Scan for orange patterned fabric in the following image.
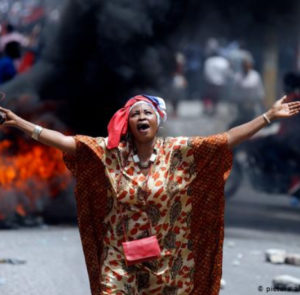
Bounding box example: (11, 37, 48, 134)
(63, 133, 232, 295)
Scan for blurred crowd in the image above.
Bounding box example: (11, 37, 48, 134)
(0, 0, 61, 86)
(170, 38, 265, 118)
(0, 23, 42, 84)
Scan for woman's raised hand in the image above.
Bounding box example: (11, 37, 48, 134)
(227, 95, 300, 148)
(0, 106, 20, 127)
(269, 95, 300, 120)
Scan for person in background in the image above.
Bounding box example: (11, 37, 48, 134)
(0, 24, 28, 53)
(0, 41, 21, 84)
(232, 51, 265, 120)
(202, 38, 232, 114)
(183, 42, 203, 100)
(18, 24, 42, 73)
(169, 52, 188, 117)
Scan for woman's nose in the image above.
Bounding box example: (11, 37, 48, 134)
(138, 113, 146, 120)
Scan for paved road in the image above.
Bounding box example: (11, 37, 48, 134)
(222, 180, 300, 295)
(0, 227, 90, 295)
(0, 101, 299, 295)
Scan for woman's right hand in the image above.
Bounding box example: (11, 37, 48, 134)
(0, 106, 20, 127)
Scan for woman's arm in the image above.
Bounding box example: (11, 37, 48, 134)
(227, 96, 300, 149)
(0, 106, 76, 154)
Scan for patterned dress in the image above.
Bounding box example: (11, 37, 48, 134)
(63, 133, 232, 295)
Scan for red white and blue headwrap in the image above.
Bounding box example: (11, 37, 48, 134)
(107, 94, 167, 149)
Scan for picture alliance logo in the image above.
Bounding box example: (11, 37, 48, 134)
(258, 285, 300, 292)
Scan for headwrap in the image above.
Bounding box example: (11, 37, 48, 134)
(129, 101, 162, 125)
(107, 94, 167, 150)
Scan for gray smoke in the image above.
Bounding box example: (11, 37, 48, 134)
(0, 0, 298, 135)
(1, 0, 186, 135)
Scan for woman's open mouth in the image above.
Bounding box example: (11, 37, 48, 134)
(137, 123, 150, 133)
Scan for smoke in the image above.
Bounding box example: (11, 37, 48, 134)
(0, 0, 298, 135)
(2, 0, 188, 135)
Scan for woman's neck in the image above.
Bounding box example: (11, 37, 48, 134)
(133, 137, 156, 161)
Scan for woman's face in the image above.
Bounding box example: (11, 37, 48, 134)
(128, 103, 158, 143)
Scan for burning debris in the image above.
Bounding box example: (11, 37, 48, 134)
(0, 137, 72, 227)
(0, 93, 77, 227)
(0, 212, 44, 229)
(0, 139, 70, 195)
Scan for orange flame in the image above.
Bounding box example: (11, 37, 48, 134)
(16, 204, 26, 217)
(0, 138, 72, 216)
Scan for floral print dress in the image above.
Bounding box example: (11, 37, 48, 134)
(63, 133, 232, 295)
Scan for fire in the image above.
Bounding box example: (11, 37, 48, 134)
(16, 204, 26, 217)
(0, 138, 72, 218)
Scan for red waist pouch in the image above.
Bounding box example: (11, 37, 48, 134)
(122, 235, 161, 266)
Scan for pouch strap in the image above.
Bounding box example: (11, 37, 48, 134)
(116, 155, 155, 242)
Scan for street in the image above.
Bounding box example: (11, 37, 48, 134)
(222, 180, 300, 295)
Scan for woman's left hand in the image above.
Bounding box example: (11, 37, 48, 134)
(268, 95, 300, 120)
(228, 95, 300, 149)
